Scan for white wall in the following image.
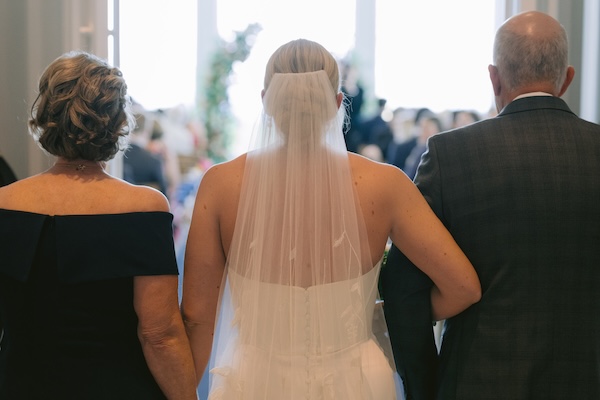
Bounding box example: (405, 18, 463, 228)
(580, 0, 600, 123)
(0, 0, 108, 179)
(0, 0, 30, 179)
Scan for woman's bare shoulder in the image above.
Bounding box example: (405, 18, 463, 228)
(348, 152, 407, 184)
(116, 180, 170, 212)
(190, 154, 247, 225)
(200, 153, 247, 188)
(0, 173, 170, 214)
(347, 152, 418, 214)
(0, 174, 51, 208)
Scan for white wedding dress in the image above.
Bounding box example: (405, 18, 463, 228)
(207, 69, 400, 399)
(208, 261, 397, 399)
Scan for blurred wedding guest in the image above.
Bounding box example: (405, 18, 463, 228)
(157, 105, 199, 158)
(147, 115, 182, 201)
(0, 51, 197, 399)
(359, 98, 394, 159)
(382, 11, 600, 400)
(359, 143, 385, 162)
(182, 38, 480, 399)
(451, 109, 480, 129)
(402, 114, 443, 180)
(388, 107, 433, 171)
(340, 59, 365, 153)
(384, 108, 412, 163)
(389, 108, 414, 143)
(123, 110, 168, 195)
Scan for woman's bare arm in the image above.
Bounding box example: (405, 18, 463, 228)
(134, 274, 198, 399)
(181, 164, 229, 383)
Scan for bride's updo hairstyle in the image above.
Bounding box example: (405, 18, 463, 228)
(263, 39, 340, 91)
(262, 39, 342, 137)
(29, 51, 134, 162)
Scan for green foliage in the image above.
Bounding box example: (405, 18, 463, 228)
(201, 23, 261, 162)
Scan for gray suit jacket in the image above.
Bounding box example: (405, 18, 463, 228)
(383, 96, 600, 400)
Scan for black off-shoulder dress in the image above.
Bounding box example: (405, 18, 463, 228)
(0, 209, 179, 399)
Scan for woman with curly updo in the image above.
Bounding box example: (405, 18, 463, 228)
(0, 51, 197, 399)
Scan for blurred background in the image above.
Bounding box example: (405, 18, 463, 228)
(2, 0, 598, 181)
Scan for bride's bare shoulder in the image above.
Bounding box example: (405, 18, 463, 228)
(200, 153, 247, 190)
(348, 152, 406, 183)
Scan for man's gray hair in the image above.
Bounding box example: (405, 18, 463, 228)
(493, 23, 568, 92)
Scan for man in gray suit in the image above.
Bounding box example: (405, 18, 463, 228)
(381, 11, 600, 400)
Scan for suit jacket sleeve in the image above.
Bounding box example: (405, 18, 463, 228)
(414, 138, 443, 216)
(381, 140, 443, 400)
(382, 245, 438, 400)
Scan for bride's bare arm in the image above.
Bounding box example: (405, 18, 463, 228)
(384, 166, 481, 320)
(181, 164, 229, 383)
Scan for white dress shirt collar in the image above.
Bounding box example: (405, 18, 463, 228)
(513, 92, 553, 101)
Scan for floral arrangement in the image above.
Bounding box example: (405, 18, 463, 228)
(200, 23, 262, 162)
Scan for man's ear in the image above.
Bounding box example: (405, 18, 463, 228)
(261, 89, 265, 99)
(558, 66, 575, 97)
(488, 64, 501, 96)
(336, 92, 343, 109)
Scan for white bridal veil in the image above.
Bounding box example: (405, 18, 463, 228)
(208, 64, 397, 399)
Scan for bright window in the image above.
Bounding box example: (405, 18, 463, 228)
(118, 0, 198, 110)
(217, 0, 357, 155)
(375, 0, 496, 113)
(116, 0, 497, 155)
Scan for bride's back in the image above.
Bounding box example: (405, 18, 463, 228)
(206, 150, 411, 269)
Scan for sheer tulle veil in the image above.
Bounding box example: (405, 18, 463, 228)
(208, 39, 398, 399)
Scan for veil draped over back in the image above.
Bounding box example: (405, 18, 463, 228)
(208, 70, 397, 399)
(232, 70, 372, 283)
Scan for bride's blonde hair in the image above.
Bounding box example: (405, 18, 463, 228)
(262, 39, 341, 138)
(263, 39, 340, 92)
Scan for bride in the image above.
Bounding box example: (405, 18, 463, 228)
(182, 39, 481, 399)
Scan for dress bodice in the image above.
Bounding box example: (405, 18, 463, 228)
(227, 262, 381, 355)
(210, 261, 398, 400)
(0, 209, 178, 399)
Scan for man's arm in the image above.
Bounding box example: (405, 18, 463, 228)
(381, 137, 449, 400)
(381, 245, 438, 400)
